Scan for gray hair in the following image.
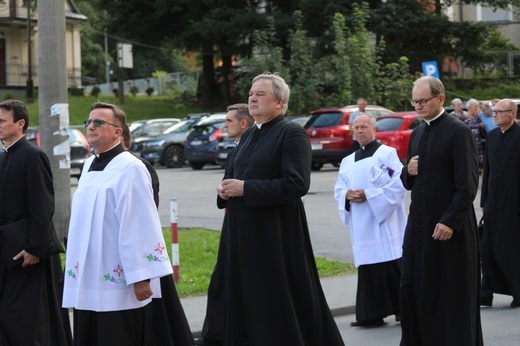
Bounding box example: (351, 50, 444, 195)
(451, 98, 462, 106)
(481, 103, 491, 112)
(252, 72, 291, 114)
(466, 99, 479, 109)
(413, 76, 445, 97)
(353, 113, 376, 127)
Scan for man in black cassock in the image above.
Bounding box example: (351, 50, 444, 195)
(215, 73, 344, 346)
(0, 99, 72, 345)
(122, 125, 194, 346)
(480, 98, 520, 308)
(400, 77, 483, 345)
(195, 103, 254, 346)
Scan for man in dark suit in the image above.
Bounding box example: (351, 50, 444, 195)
(195, 103, 253, 346)
(400, 76, 483, 345)
(0, 99, 71, 345)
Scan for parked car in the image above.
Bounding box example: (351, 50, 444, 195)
(185, 119, 227, 170)
(215, 135, 236, 167)
(128, 118, 180, 138)
(375, 112, 422, 162)
(133, 118, 200, 167)
(25, 127, 91, 178)
(133, 113, 227, 168)
(305, 105, 394, 170)
(286, 115, 311, 127)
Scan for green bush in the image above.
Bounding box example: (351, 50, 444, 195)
(3, 93, 14, 100)
(69, 86, 84, 97)
(130, 85, 139, 97)
(112, 88, 119, 98)
(145, 87, 154, 96)
(91, 86, 101, 98)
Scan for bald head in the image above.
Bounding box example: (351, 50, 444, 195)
(352, 113, 376, 147)
(493, 99, 517, 131)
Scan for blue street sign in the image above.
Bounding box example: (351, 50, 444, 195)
(422, 61, 440, 78)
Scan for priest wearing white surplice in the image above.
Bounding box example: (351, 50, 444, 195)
(63, 102, 174, 346)
(334, 114, 406, 327)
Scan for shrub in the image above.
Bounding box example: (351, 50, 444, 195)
(112, 88, 119, 97)
(69, 86, 84, 96)
(130, 85, 139, 97)
(145, 87, 154, 96)
(91, 86, 101, 98)
(3, 93, 14, 100)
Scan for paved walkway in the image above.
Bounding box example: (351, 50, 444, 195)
(181, 274, 357, 337)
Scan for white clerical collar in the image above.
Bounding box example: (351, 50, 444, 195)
(423, 110, 444, 125)
(255, 115, 280, 129)
(94, 141, 121, 158)
(3, 135, 24, 152)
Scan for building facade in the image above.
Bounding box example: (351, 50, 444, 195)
(0, 0, 86, 97)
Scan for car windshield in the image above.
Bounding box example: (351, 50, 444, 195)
(305, 112, 343, 128)
(164, 119, 197, 134)
(190, 122, 224, 137)
(376, 118, 404, 131)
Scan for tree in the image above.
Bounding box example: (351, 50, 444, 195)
(320, 12, 351, 107)
(286, 11, 320, 115)
(347, 2, 376, 102)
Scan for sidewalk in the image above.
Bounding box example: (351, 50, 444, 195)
(181, 274, 357, 337)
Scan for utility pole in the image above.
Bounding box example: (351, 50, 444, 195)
(26, 0, 33, 103)
(38, 0, 70, 241)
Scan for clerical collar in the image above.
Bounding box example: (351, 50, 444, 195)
(94, 141, 122, 158)
(355, 139, 381, 162)
(423, 110, 444, 125)
(89, 143, 125, 172)
(255, 114, 283, 129)
(3, 135, 25, 152)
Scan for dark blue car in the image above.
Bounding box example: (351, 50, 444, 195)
(185, 119, 226, 170)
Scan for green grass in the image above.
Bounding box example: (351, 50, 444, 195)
(25, 94, 208, 127)
(163, 228, 356, 298)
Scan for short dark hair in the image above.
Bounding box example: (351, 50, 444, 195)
(227, 103, 254, 126)
(90, 101, 126, 128)
(121, 124, 131, 149)
(0, 99, 29, 133)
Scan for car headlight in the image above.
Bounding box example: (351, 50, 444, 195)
(143, 140, 165, 149)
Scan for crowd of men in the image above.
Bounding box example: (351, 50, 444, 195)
(0, 74, 518, 345)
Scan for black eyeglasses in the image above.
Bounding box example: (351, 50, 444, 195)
(493, 109, 514, 115)
(410, 95, 437, 107)
(84, 119, 120, 128)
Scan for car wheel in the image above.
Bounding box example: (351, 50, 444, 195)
(311, 161, 323, 171)
(164, 145, 184, 168)
(332, 162, 340, 168)
(189, 162, 205, 170)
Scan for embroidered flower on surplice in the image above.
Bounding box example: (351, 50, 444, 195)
(103, 263, 126, 284)
(67, 261, 80, 279)
(145, 242, 169, 263)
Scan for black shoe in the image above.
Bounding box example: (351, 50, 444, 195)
(510, 300, 520, 308)
(350, 318, 385, 327)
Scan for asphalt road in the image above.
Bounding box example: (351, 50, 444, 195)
(150, 162, 482, 264)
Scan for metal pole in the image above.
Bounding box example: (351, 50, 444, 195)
(170, 197, 180, 283)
